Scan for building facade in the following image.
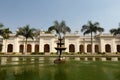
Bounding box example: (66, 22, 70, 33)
(1, 32, 120, 54)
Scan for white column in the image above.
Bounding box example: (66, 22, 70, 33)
(75, 39, 79, 52)
(92, 43, 95, 53)
(2, 40, 5, 53)
(32, 43, 35, 52)
(40, 39, 44, 52)
(14, 38, 19, 52)
(84, 44, 87, 53)
(100, 39, 105, 52)
(111, 39, 116, 53)
(65, 39, 69, 52)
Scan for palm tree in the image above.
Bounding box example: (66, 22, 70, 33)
(0, 23, 4, 52)
(0, 23, 4, 35)
(81, 21, 104, 53)
(1, 28, 12, 54)
(110, 27, 120, 36)
(48, 20, 71, 60)
(48, 20, 71, 39)
(16, 25, 36, 55)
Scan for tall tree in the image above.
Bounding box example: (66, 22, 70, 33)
(1, 28, 12, 54)
(16, 25, 36, 55)
(0, 23, 4, 35)
(48, 20, 71, 39)
(81, 21, 104, 53)
(0, 23, 4, 52)
(110, 26, 120, 36)
(48, 20, 71, 60)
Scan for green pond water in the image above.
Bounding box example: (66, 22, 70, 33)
(0, 60, 120, 80)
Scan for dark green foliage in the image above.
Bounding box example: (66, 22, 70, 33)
(62, 52, 69, 55)
(97, 52, 106, 55)
(31, 52, 44, 55)
(0, 52, 4, 55)
(48, 20, 71, 38)
(77, 52, 82, 54)
(110, 27, 120, 36)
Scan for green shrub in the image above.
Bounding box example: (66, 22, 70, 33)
(12, 52, 16, 55)
(38, 52, 44, 55)
(97, 52, 102, 54)
(116, 52, 119, 54)
(0, 52, 4, 55)
(50, 52, 56, 55)
(70, 52, 74, 55)
(97, 52, 106, 55)
(77, 52, 82, 54)
(102, 52, 106, 55)
(62, 52, 69, 55)
(83, 52, 87, 54)
(31, 52, 44, 55)
(31, 52, 37, 55)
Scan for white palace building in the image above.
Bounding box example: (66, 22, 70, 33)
(1, 31, 120, 54)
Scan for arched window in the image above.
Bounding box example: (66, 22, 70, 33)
(19, 44, 24, 53)
(69, 44, 75, 52)
(44, 44, 50, 52)
(117, 45, 120, 52)
(95, 45, 99, 53)
(27, 44, 31, 52)
(7, 44, 13, 52)
(105, 44, 111, 52)
(79, 45, 84, 52)
(0, 44, 2, 52)
(35, 44, 39, 52)
(87, 44, 92, 52)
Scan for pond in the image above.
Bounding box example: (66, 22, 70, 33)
(0, 60, 120, 80)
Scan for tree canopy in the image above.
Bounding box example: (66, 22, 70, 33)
(48, 20, 71, 38)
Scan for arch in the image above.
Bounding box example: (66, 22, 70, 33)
(44, 44, 50, 52)
(117, 45, 120, 52)
(79, 45, 84, 52)
(87, 44, 92, 52)
(95, 45, 99, 53)
(19, 44, 24, 53)
(27, 44, 32, 52)
(0, 44, 2, 52)
(69, 44, 75, 52)
(105, 44, 111, 52)
(35, 44, 39, 52)
(7, 44, 13, 52)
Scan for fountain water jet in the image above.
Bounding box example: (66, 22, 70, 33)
(54, 38, 66, 63)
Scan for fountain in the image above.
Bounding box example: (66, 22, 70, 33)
(54, 38, 66, 63)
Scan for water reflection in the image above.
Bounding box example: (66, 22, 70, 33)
(0, 61, 120, 80)
(54, 64, 67, 80)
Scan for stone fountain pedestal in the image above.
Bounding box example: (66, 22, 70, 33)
(54, 38, 66, 63)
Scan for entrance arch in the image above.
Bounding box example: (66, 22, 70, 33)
(35, 44, 39, 52)
(105, 44, 111, 52)
(79, 45, 84, 52)
(27, 44, 32, 52)
(19, 44, 24, 53)
(95, 45, 99, 53)
(7, 44, 13, 52)
(44, 44, 50, 52)
(69, 44, 75, 52)
(117, 45, 120, 52)
(87, 44, 92, 52)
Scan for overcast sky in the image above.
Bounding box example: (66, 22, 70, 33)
(0, 0, 120, 34)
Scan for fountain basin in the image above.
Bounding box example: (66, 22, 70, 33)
(57, 43, 64, 45)
(55, 47, 66, 50)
